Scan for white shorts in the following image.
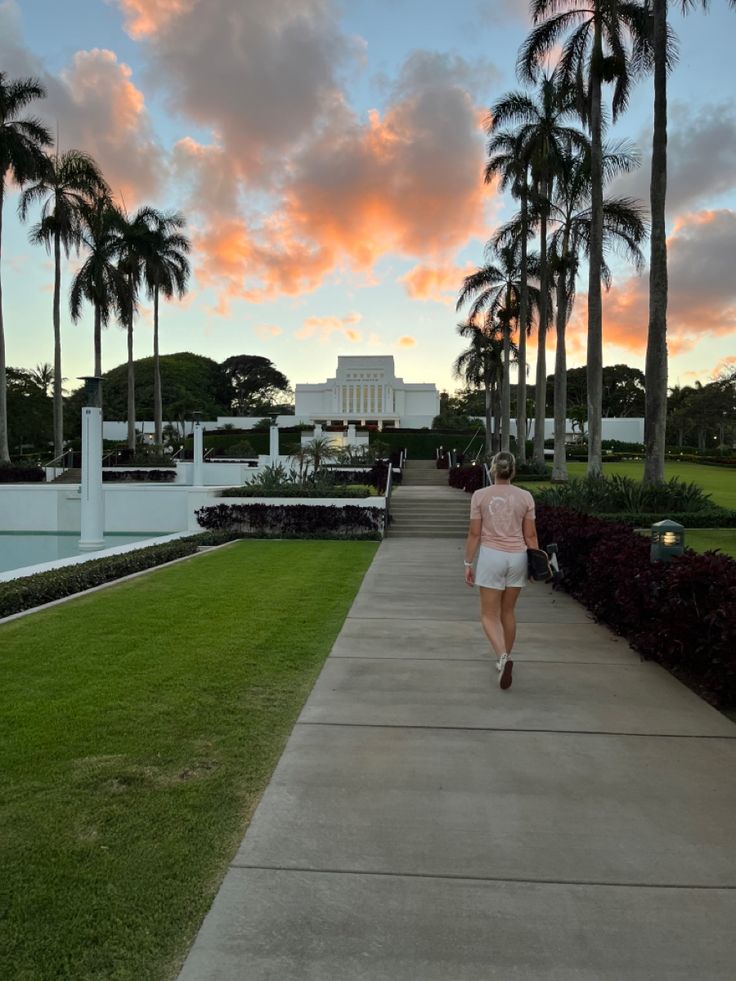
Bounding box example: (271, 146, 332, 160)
(475, 546, 527, 590)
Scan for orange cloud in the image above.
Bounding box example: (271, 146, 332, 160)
(401, 262, 476, 304)
(397, 336, 417, 348)
(255, 324, 283, 339)
(116, 0, 193, 39)
(294, 313, 363, 343)
(59, 49, 164, 203)
(174, 51, 491, 308)
(566, 209, 736, 359)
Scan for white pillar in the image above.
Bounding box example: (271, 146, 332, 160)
(269, 424, 279, 460)
(314, 424, 323, 438)
(347, 424, 356, 441)
(79, 406, 104, 548)
(192, 421, 204, 486)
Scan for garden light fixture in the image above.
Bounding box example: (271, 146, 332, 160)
(650, 519, 685, 563)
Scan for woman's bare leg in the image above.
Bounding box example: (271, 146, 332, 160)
(479, 587, 506, 657)
(501, 587, 522, 655)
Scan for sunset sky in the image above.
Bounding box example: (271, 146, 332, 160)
(2, 0, 735, 400)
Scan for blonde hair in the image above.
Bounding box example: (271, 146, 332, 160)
(490, 451, 516, 481)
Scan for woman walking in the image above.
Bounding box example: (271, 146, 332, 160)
(463, 451, 538, 690)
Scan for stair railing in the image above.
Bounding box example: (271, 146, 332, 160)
(384, 458, 394, 531)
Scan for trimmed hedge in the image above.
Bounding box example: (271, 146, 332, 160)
(535, 505, 736, 708)
(593, 509, 736, 528)
(0, 465, 45, 483)
(102, 469, 176, 482)
(0, 539, 200, 620)
(219, 485, 374, 499)
(195, 502, 383, 539)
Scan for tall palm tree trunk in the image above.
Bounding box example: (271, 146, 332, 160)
(643, 0, 668, 486)
(552, 253, 570, 482)
(516, 190, 529, 463)
(153, 285, 163, 445)
(126, 307, 135, 450)
(93, 301, 102, 408)
(533, 182, 549, 466)
(586, 20, 605, 476)
(485, 382, 493, 458)
(52, 229, 63, 457)
(501, 288, 511, 452)
(0, 177, 9, 462)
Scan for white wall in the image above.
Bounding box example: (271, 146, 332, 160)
(0, 485, 383, 535)
(468, 417, 645, 442)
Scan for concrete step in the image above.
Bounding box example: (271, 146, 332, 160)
(51, 468, 82, 484)
(385, 530, 465, 538)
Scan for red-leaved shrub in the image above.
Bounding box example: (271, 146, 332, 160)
(536, 505, 736, 708)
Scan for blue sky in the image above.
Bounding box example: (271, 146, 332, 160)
(2, 0, 735, 399)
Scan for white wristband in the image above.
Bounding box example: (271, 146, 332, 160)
(463, 561, 473, 568)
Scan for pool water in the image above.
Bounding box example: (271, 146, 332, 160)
(0, 533, 160, 576)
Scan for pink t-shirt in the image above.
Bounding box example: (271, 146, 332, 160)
(470, 484, 535, 553)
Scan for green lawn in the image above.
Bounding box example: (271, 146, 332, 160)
(0, 540, 378, 981)
(517, 459, 735, 509)
(564, 460, 736, 509)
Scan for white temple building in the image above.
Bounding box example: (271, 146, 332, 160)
(294, 356, 440, 428)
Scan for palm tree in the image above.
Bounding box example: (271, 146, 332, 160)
(19, 149, 108, 456)
(485, 129, 533, 462)
(30, 362, 54, 396)
(117, 207, 156, 449)
(69, 195, 129, 404)
(457, 244, 540, 455)
(519, 0, 650, 475)
(643, 0, 734, 484)
(548, 139, 646, 480)
(489, 76, 587, 466)
(454, 318, 511, 459)
(138, 210, 190, 445)
(0, 72, 52, 462)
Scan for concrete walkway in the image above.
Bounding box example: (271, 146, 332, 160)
(179, 538, 736, 980)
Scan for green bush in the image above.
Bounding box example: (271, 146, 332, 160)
(0, 539, 200, 619)
(0, 464, 45, 483)
(195, 502, 383, 538)
(220, 484, 374, 498)
(369, 429, 480, 460)
(534, 474, 714, 514)
(592, 509, 736, 528)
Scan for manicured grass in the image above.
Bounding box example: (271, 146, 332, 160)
(637, 528, 736, 559)
(0, 540, 378, 981)
(564, 460, 736, 509)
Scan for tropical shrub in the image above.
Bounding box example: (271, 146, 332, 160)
(534, 474, 714, 514)
(195, 503, 383, 539)
(535, 505, 736, 707)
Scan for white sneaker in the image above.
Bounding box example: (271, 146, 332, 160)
(495, 658, 503, 672)
(498, 654, 513, 690)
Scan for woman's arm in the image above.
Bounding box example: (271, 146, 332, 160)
(464, 517, 482, 586)
(522, 515, 539, 550)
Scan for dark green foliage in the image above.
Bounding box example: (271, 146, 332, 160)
(101, 469, 176, 482)
(368, 429, 477, 460)
(220, 484, 372, 498)
(536, 506, 736, 708)
(5, 367, 53, 456)
(0, 539, 199, 619)
(534, 474, 714, 514)
(220, 354, 291, 414)
(195, 502, 384, 538)
(64, 353, 231, 436)
(0, 463, 44, 482)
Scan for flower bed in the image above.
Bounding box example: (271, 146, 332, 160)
(535, 505, 736, 708)
(195, 502, 384, 539)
